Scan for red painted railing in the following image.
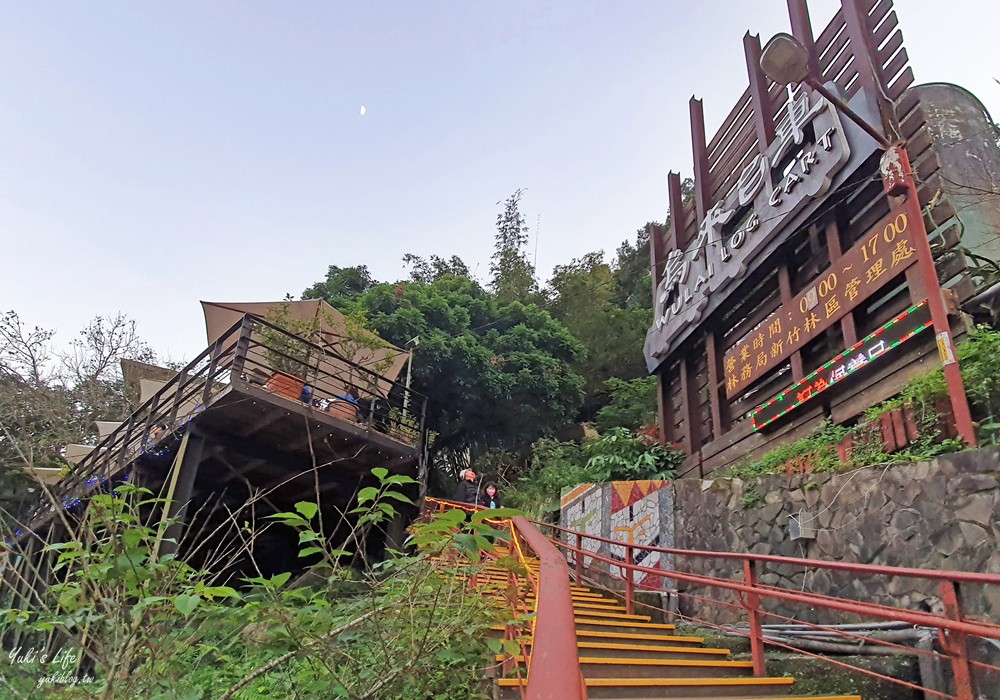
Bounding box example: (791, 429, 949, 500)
(423, 498, 586, 700)
(536, 519, 1000, 700)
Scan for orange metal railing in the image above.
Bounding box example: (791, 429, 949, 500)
(535, 518, 1000, 700)
(422, 498, 586, 700)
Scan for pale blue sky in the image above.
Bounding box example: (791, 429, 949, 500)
(3, 1, 998, 362)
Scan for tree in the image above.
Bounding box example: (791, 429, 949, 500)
(545, 251, 650, 410)
(343, 275, 585, 471)
(401, 254, 471, 285)
(0, 311, 159, 520)
(490, 189, 537, 304)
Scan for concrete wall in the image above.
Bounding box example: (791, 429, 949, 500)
(560, 449, 1000, 625)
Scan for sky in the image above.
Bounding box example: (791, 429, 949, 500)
(2, 1, 999, 363)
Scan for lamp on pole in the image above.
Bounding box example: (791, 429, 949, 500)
(402, 336, 419, 420)
(760, 33, 977, 448)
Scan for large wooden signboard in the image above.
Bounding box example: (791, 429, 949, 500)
(723, 207, 918, 397)
(750, 300, 932, 429)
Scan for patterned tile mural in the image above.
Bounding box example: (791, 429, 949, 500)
(559, 482, 603, 569)
(560, 480, 675, 592)
(608, 480, 671, 590)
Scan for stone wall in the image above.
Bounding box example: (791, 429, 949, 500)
(672, 449, 1000, 626)
(561, 449, 1000, 627)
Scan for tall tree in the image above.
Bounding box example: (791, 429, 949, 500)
(346, 275, 585, 467)
(490, 189, 537, 304)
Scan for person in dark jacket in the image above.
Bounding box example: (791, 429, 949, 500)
(477, 481, 501, 509)
(454, 469, 478, 503)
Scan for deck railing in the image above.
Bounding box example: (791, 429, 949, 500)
(18, 315, 427, 528)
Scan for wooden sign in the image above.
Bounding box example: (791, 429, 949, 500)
(724, 207, 918, 397)
(750, 301, 932, 430)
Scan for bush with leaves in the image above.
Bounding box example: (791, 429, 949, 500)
(1, 467, 514, 699)
(507, 428, 683, 517)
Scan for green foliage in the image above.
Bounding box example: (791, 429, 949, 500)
(595, 377, 658, 432)
(347, 275, 586, 461)
(491, 189, 538, 304)
(507, 428, 683, 516)
(724, 420, 850, 479)
(300, 265, 374, 314)
(546, 252, 650, 400)
(2, 469, 508, 699)
(260, 298, 325, 379)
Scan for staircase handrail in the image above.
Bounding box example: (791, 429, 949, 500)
(538, 518, 1000, 699)
(422, 498, 586, 699)
(538, 519, 1000, 586)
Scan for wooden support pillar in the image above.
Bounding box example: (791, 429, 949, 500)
(679, 356, 700, 454)
(744, 32, 775, 146)
(841, 0, 885, 95)
(159, 432, 205, 559)
(825, 220, 858, 345)
(777, 262, 805, 380)
(705, 332, 726, 439)
(787, 0, 820, 79)
(689, 98, 711, 221)
(657, 372, 672, 447)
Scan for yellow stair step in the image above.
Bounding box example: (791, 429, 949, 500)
(498, 655, 751, 670)
(498, 676, 795, 688)
(529, 630, 706, 644)
(570, 609, 651, 621)
(573, 618, 675, 630)
(571, 641, 728, 656)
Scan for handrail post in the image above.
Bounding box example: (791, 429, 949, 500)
(625, 545, 635, 616)
(939, 580, 976, 700)
(230, 318, 254, 380)
(743, 560, 766, 677)
(575, 533, 583, 583)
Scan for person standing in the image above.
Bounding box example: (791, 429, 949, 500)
(477, 482, 501, 509)
(454, 468, 478, 504)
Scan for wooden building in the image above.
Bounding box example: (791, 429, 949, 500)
(2, 312, 427, 637)
(643, 0, 1000, 477)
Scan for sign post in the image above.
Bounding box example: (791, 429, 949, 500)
(880, 145, 977, 447)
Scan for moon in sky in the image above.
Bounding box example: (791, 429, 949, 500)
(359, 105, 367, 116)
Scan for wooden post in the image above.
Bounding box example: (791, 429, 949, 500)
(157, 432, 205, 559)
(575, 533, 583, 583)
(744, 33, 775, 146)
(825, 220, 858, 345)
(689, 98, 711, 221)
(786, 0, 820, 79)
(777, 262, 805, 380)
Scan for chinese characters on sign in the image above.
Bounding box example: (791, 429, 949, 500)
(750, 301, 932, 430)
(648, 84, 858, 362)
(723, 207, 917, 398)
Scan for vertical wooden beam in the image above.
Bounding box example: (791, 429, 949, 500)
(689, 98, 711, 221)
(705, 332, 725, 439)
(158, 432, 205, 559)
(842, 0, 885, 95)
(649, 223, 665, 299)
(825, 220, 858, 345)
(679, 356, 699, 454)
(787, 0, 821, 79)
(657, 372, 672, 447)
(666, 172, 684, 249)
(777, 262, 805, 380)
(744, 33, 776, 146)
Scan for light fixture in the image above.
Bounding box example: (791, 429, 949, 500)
(760, 33, 810, 86)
